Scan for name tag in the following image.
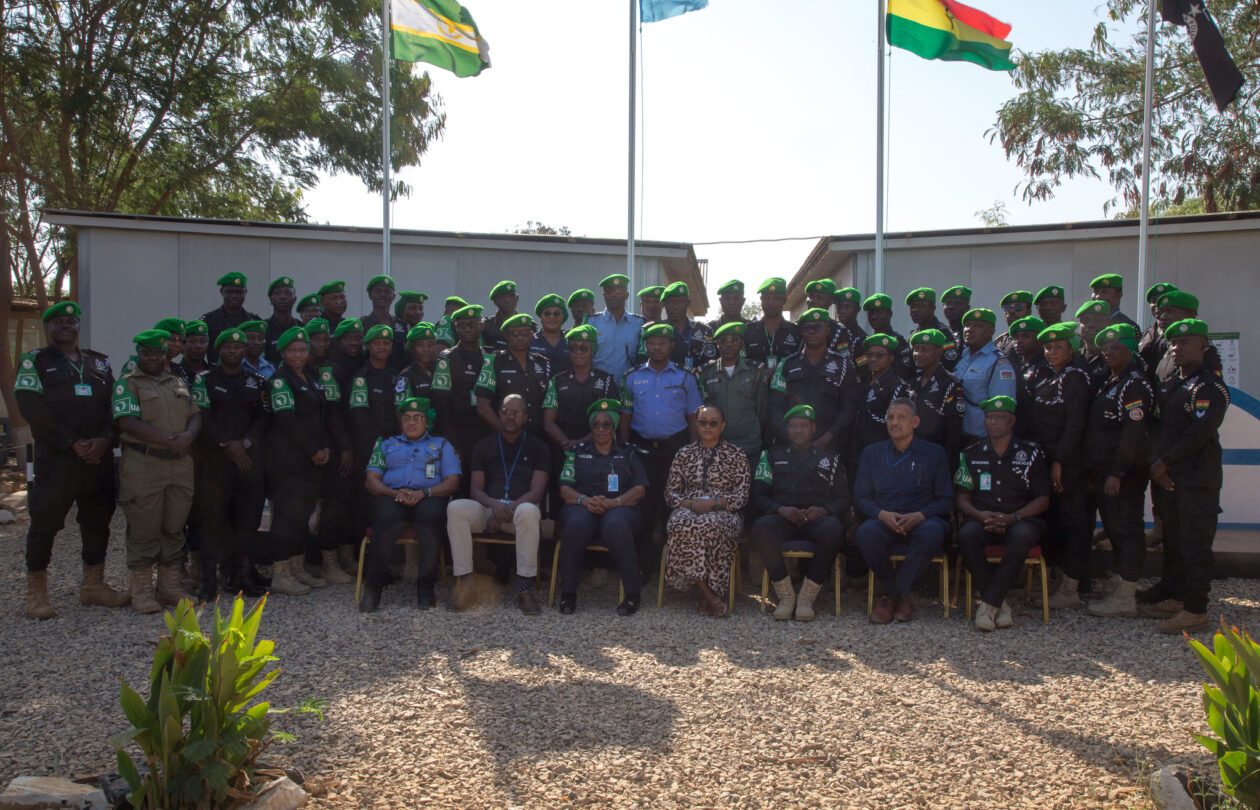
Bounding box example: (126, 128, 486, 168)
(75, 384, 92, 397)
(767, 357, 777, 371)
(425, 461, 437, 479)
(607, 472, 619, 493)
(979, 473, 992, 491)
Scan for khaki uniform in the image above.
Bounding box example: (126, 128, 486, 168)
(112, 371, 199, 569)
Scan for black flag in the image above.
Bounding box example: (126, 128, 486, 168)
(1160, 0, 1245, 112)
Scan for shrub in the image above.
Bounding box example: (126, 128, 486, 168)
(1188, 621, 1260, 810)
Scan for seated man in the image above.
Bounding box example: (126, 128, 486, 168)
(359, 397, 461, 613)
(556, 399, 648, 616)
(446, 394, 550, 614)
(751, 404, 848, 622)
(955, 395, 1050, 631)
(854, 397, 953, 624)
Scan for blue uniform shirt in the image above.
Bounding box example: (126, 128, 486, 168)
(588, 309, 644, 382)
(366, 432, 461, 490)
(622, 360, 703, 439)
(243, 356, 277, 381)
(956, 341, 1016, 436)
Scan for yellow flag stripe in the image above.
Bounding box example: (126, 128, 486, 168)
(391, 22, 481, 54)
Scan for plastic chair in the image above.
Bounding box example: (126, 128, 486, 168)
(961, 545, 1050, 624)
(656, 543, 741, 613)
(759, 541, 844, 616)
(866, 552, 950, 618)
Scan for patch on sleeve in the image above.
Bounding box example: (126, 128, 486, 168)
(754, 452, 773, 485)
(111, 381, 140, 417)
(560, 451, 576, 485)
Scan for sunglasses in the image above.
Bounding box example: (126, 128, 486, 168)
(569, 343, 592, 353)
(696, 419, 722, 427)
(801, 323, 827, 332)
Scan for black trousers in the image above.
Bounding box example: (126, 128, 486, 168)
(1158, 485, 1220, 614)
(318, 460, 354, 557)
(26, 451, 116, 572)
(630, 429, 688, 574)
(199, 454, 266, 570)
(1049, 472, 1090, 582)
(558, 504, 642, 598)
(957, 518, 1044, 606)
(268, 462, 321, 560)
(751, 513, 845, 583)
(366, 494, 447, 593)
(1085, 469, 1147, 582)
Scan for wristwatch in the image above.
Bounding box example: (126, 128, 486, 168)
(242, 438, 253, 450)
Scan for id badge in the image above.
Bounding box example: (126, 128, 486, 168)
(684, 356, 693, 370)
(75, 384, 92, 397)
(469, 389, 478, 407)
(767, 357, 777, 372)
(979, 473, 992, 491)
(607, 472, 619, 493)
(425, 461, 437, 480)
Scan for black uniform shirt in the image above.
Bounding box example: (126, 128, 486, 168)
(201, 306, 262, 361)
(1024, 362, 1090, 467)
(479, 311, 514, 354)
(470, 431, 551, 501)
(956, 437, 1050, 514)
(768, 348, 858, 448)
(399, 363, 434, 404)
(1014, 353, 1048, 436)
(1084, 362, 1153, 478)
(1155, 365, 1230, 488)
(828, 322, 868, 375)
(911, 316, 961, 371)
(743, 318, 802, 372)
(360, 312, 409, 371)
(910, 365, 964, 462)
(852, 372, 911, 459)
(15, 345, 115, 456)
(200, 366, 268, 456)
(751, 444, 849, 516)
(543, 368, 620, 442)
(267, 365, 329, 461)
(349, 363, 402, 454)
(559, 440, 647, 497)
(433, 346, 489, 435)
(264, 314, 300, 364)
(475, 350, 552, 435)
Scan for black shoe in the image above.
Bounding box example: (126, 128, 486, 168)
(232, 561, 266, 598)
(1136, 581, 1173, 604)
(616, 595, 641, 616)
(558, 595, 577, 615)
(358, 584, 381, 613)
(252, 565, 272, 588)
(416, 590, 436, 610)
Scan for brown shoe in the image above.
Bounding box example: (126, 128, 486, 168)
(516, 589, 541, 615)
(893, 595, 913, 622)
(870, 595, 894, 624)
(1157, 609, 1210, 635)
(1139, 598, 1184, 619)
(451, 575, 477, 611)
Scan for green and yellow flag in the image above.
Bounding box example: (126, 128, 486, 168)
(391, 0, 490, 77)
(887, 0, 1015, 72)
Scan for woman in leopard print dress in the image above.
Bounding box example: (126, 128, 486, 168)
(664, 404, 751, 616)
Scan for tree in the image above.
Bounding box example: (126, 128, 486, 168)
(741, 301, 762, 321)
(975, 200, 1010, 227)
(990, 0, 1260, 215)
(514, 221, 573, 236)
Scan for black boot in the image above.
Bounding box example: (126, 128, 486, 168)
(235, 558, 267, 598)
(197, 553, 219, 602)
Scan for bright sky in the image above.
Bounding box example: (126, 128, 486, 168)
(304, 0, 1141, 309)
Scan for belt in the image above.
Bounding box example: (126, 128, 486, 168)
(124, 441, 179, 460)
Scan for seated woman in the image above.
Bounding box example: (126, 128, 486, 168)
(664, 404, 751, 617)
(556, 399, 648, 616)
(359, 397, 461, 613)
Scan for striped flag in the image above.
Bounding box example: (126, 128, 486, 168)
(887, 0, 1015, 71)
(641, 0, 708, 24)
(390, 0, 490, 77)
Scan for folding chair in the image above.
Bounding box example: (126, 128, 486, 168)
(548, 542, 625, 606)
(656, 543, 741, 612)
(960, 544, 1050, 624)
(759, 541, 844, 616)
(867, 552, 950, 618)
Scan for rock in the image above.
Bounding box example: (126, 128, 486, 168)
(0, 511, 17, 525)
(1149, 767, 1199, 810)
(243, 777, 307, 810)
(97, 770, 133, 808)
(0, 776, 108, 809)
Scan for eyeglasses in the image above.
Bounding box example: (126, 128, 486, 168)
(696, 419, 722, 427)
(590, 420, 614, 429)
(801, 323, 827, 332)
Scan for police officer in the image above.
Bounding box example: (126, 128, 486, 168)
(348, 324, 403, 549)
(1083, 323, 1154, 619)
(543, 325, 619, 452)
(153, 317, 185, 377)
(361, 274, 408, 371)
(432, 305, 493, 494)
(531, 294, 571, 374)
(751, 403, 849, 622)
(768, 308, 858, 454)
(264, 276, 299, 364)
(202, 272, 262, 361)
(656, 281, 716, 372)
(1138, 282, 1178, 373)
(956, 308, 1017, 447)
(568, 289, 596, 327)
(906, 288, 960, 372)
(1034, 285, 1067, 327)
(297, 293, 322, 324)
(1141, 318, 1229, 634)
(195, 328, 270, 600)
(589, 274, 645, 383)
(804, 278, 836, 312)
(1091, 274, 1138, 328)
(1075, 300, 1113, 393)
(829, 287, 868, 372)
(395, 291, 427, 331)
(862, 294, 913, 380)
(433, 296, 468, 348)
(317, 280, 349, 334)
(239, 320, 276, 379)
(907, 329, 964, 464)
(475, 313, 552, 437)
(556, 399, 649, 615)
(16, 301, 127, 618)
(743, 277, 801, 372)
(481, 280, 520, 353)
(399, 323, 440, 402)
(637, 285, 664, 323)
(940, 285, 972, 362)
(1007, 315, 1047, 430)
(698, 322, 767, 468)
(994, 291, 1034, 359)
(1151, 290, 1222, 384)
(178, 320, 212, 383)
(308, 318, 356, 575)
(112, 328, 201, 613)
(851, 333, 912, 480)
(707, 280, 748, 332)
(954, 395, 1051, 631)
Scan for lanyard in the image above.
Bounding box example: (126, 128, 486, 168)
(886, 444, 913, 468)
(498, 434, 525, 499)
(65, 356, 85, 382)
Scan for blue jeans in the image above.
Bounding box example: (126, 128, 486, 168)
(855, 516, 949, 598)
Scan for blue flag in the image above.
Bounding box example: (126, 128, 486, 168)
(640, 0, 708, 23)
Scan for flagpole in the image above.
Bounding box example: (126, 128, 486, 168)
(627, 0, 637, 293)
(874, 0, 886, 294)
(1136, 0, 1155, 330)
(382, 0, 393, 280)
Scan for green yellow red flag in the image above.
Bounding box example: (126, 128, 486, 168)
(887, 0, 1015, 71)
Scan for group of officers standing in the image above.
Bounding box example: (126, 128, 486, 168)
(15, 267, 1228, 634)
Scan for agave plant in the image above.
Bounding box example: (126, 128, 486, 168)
(1187, 621, 1260, 810)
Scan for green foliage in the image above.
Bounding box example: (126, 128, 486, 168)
(741, 301, 763, 321)
(514, 221, 574, 237)
(110, 596, 323, 810)
(1187, 621, 1260, 810)
(990, 0, 1260, 216)
(975, 200, 1010, 227)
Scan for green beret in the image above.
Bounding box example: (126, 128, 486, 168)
(1156, 290, 1199, 312)
(661, 281, 689, 301)
(364, 324, 393, 343)
(1146, 282, 1178, 303)
(905, 287, 936, 305)
(783, 403, 816, 423)
(1166, 318, 1209, 339)
(153, 317, 186, 336)
(942, 285, 972, 301)
(452, 304, 483, 320)
(1090, 273, 1124, 290)
(184, 320, 209, 337)
(239, 320, 266, 334)
(758, 277, 787, 294)
(333, 318, 364, 338)
(277, 326, 308, 351)
(1033, 285, 1064, 303)
(980, 395, 1016, 414)
(1075, 300, 1111, 318)
(835, 287, 862, 304)
(318, 280, 346, 296)
(501, 313, 535, 332)
(489, 280, 518, 300)
(599, 274, 630, 289)
(862, 294, 892, 312)
(445, 295, 467, 307)
(217, 272, 247, 288)
(394, 291, 427, 317)
(717, 280, 745, 295)
(534, 294, 568, 320)
(397, 397, 436, 420)
(298, 293, 321, 310)
(214, 329, 246, 349)
(805, 279, 836, 296)
(1000, 291, 1034, 307)
(1094, 322, 1139, 349)
(267, 277, 295, 295)
(41, 301, 81, 322)
(1008, 316, 1046, 335)
(586, 398, 622, 428)
(133, 329, 170, 349)
(963, 308, 997, 326)
(305, 318, 330, 336)
(1036, 322, 1080, 345)
(863, 333, 900, 350)
(642, 323, 675, 340)
(796, 308, 831, 325)
(366, 274, 395, 292)
(713, 322, 746, 339)
(638, 285, 665, 299)
(406, 323, 436, 344)
(565, 324, 599, 343)
(910, 329, 948, 347)
(567, 289, 595, 307)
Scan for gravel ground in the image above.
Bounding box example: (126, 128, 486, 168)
(1, 509, 1253, 809)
